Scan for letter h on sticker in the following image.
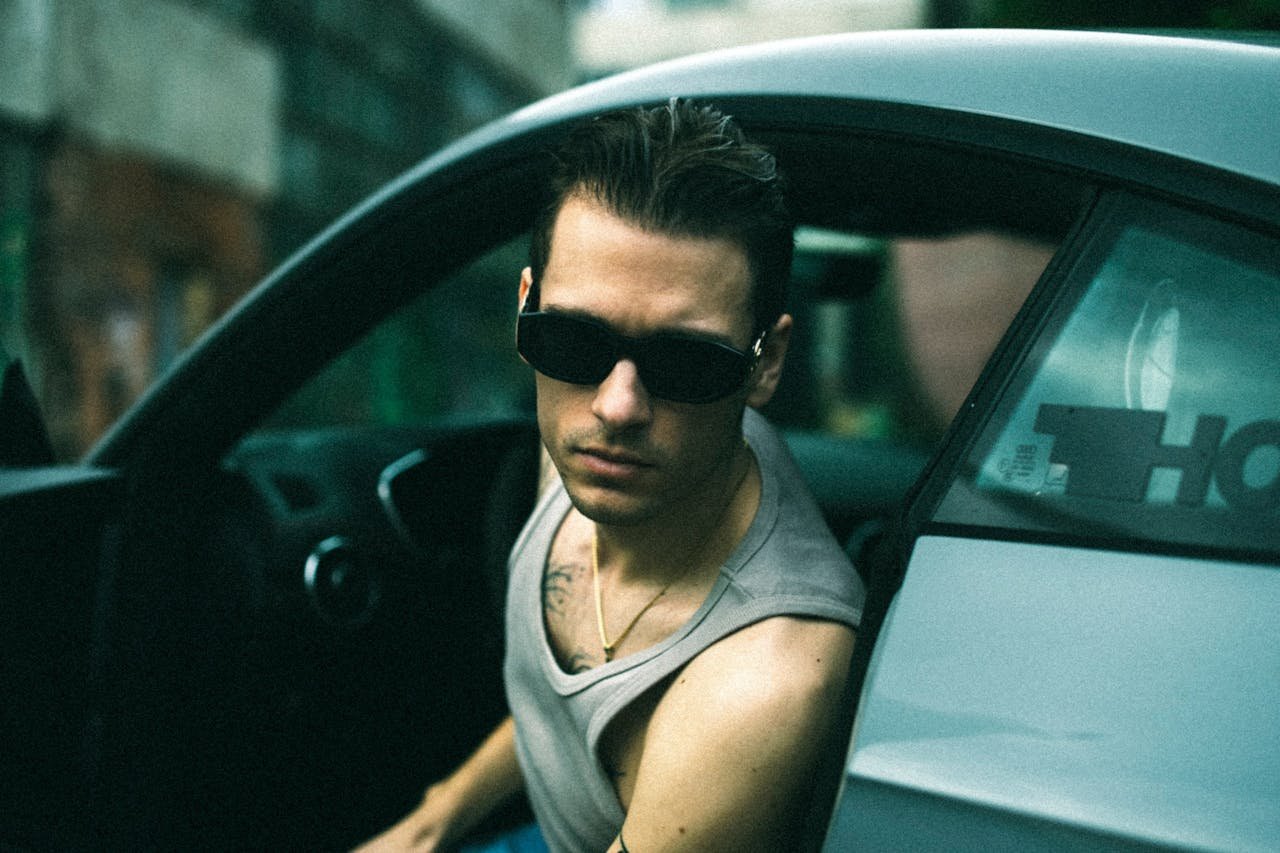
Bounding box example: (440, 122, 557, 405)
(1034, 405, 1227, 505)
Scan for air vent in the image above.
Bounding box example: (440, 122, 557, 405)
(271, 473, 321, 512)
(303, 536, 380, 627)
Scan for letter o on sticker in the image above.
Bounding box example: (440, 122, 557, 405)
(1215, 420, 1280, 512)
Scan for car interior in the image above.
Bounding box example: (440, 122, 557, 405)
(1, 101, 1108, 850)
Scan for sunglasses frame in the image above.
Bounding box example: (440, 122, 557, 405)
(516, 278, 768, 404)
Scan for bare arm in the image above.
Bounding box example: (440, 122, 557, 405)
(353, 715, 524, 852)
(611, 617, 855, 852)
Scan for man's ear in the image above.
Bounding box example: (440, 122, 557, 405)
(518, 267, 533, 311)
(515, 268, 534, 363)
(745, 313, 792, 409)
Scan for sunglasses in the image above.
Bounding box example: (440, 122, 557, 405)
(517, 310, 767, 404)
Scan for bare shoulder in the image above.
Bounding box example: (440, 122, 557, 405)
(650, 616, 857, 766)
(669, 616, 856, 711)
(621, 617, 856, 852)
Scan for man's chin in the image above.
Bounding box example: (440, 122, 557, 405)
(562, 481, 660, 528)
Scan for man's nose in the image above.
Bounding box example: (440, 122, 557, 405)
(591, 358, 653, 429)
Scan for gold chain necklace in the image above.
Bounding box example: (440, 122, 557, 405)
(592, 532, 669, 662)
(591, 447, 752, 663)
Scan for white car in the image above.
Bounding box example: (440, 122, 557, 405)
(2, 29, 1277, 851)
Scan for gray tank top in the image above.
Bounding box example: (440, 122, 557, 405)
(503, 409, 865, 853)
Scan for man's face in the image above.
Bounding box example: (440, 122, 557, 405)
(521, 194, 786, 527)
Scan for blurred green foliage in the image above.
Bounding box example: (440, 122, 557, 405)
(980, 0, 1280, 29)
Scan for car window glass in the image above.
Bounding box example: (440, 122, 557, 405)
(937, 198, 1280, 553)
(262, 238, 534, 430)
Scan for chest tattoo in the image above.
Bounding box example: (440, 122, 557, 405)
(562, 651, 594, 674)
(542, 560, 582, 617)
(543, 559, 601, 672)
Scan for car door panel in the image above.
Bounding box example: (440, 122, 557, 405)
(833, 536, 1280, 852)
(0, 468, 122, 848)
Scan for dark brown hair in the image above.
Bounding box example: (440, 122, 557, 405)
(528, 98, 793, 332)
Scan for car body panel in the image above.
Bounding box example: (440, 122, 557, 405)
(836, 536, 1280, 852)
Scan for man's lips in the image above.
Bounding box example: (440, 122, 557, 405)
(574, 446, 653, 479)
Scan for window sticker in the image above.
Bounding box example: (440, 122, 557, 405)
(1028, 404, 1280, 513)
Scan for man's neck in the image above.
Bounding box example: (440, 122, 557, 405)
(593, 442, 758, 587)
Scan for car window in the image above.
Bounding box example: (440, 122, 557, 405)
(262, 238, 534, 430)
(936, 196, 1280, 554)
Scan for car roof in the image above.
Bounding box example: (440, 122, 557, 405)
(450, 29, 1280, 190)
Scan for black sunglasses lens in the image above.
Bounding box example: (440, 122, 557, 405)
(637, 336, 748, 403)
(518, 313, 616, 385)
(518, 312, 751, 403)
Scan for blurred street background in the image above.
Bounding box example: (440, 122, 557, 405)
(1, 0, 1276, 459)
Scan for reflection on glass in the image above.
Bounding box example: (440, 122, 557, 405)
(1124, 279, 1179, 412)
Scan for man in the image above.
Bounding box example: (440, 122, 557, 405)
(359, 99, 863, 852)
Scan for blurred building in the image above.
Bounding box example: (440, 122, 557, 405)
(0, 0, 572, 459)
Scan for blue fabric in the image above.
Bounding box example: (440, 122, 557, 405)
(459, 823, 550, 853)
